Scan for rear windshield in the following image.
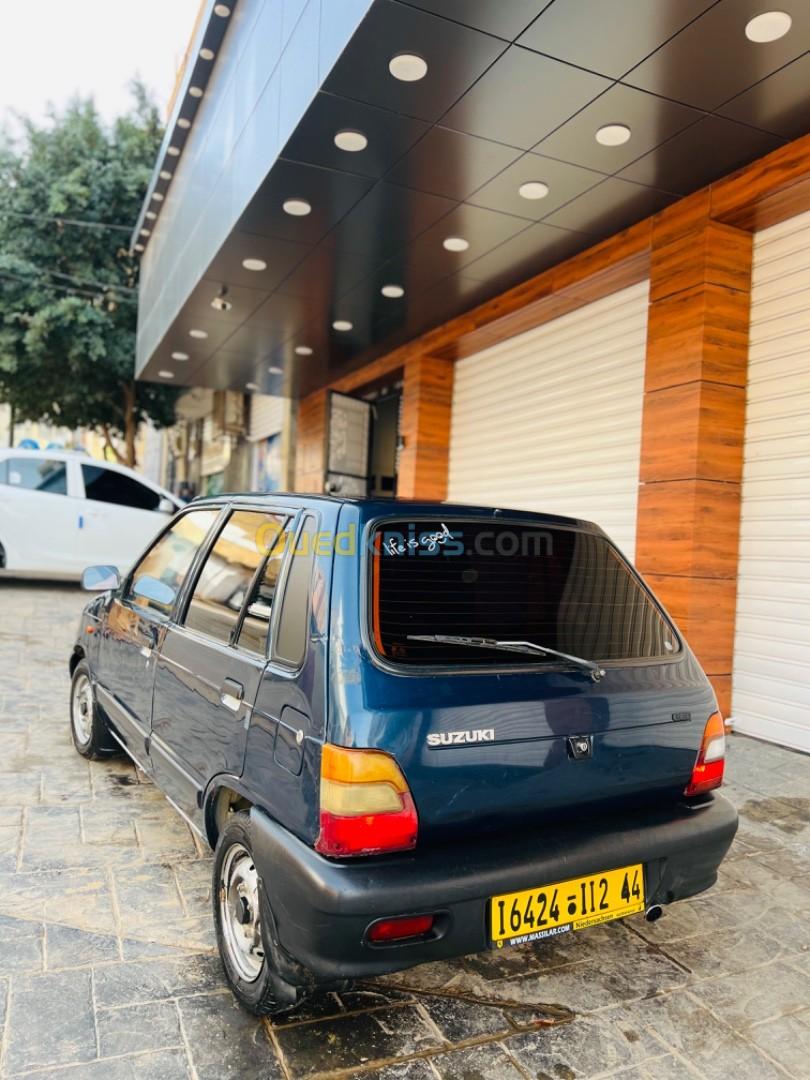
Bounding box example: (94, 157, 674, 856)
(370, 519, 677, 667)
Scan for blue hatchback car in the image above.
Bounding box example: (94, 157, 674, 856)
(70, 495, 737, 1014)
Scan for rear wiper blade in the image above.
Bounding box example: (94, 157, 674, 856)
(407, 634, 606, 682)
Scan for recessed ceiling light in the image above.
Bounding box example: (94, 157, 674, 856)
(595, 123, 632, 146)
(334, 129, 368, 152)
(200, 47, 215, 61)
(189, 86, 204, 99)
(381, 284, 405, 298)
(333, 319, 353, 332)
(140, 228, 151, 237)
(188, 329, 208, 339)
(159, 170, 173, 181)
(171, 351, 190, 361)
(213, 3, 231, 15)
(443, 236, 469, 252)
(152, 192, 164, 202)
(246, 382, 259, 391)
(389, 53, 428, 82)
(177, 118, 191, 129)
(268, 365, 283, 375)
(167, 146, 180, 156)
(146, 211, 157, 220)
(294, 345, 313, 356)
(745, 10, 792, 41)
(158, 370, 175, 379)
(242, 258, 267, 271)
(134, 243, 145, 252)
(519, 181, 550, 200)
(283, 197, 312, 216)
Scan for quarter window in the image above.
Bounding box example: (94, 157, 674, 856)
(81, 464, 162, 511)
(0, 457, 67, 495)
(185, 511, 288, 647)
(275, 514, 316, 667)
(127, 509, 220, 616)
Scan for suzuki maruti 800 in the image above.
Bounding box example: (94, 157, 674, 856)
(70, 495, 737, 1014)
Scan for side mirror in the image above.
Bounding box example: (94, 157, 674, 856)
(82, 565, 121, 592)
(158, 497, 176, 514)
(132, 574, 176, 608)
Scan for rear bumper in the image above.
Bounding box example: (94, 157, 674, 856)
(250, 793, 738, 985)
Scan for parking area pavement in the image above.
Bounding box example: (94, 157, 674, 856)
(0, 581, 808, 1080)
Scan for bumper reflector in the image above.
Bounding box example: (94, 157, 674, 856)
(368, 914, 435, 943)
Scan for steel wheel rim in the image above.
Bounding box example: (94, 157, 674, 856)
(219, 842, 264, 982)
(71, 673, 94, 745)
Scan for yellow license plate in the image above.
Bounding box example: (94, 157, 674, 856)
(490, 864, 645, 947)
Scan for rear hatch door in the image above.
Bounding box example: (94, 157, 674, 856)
(332, 514, 715, 837)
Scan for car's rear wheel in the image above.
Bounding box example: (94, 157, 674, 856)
(69, 661, 117, 759)
(213, 811, 308, 1016)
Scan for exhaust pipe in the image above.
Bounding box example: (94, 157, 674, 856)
(645, 905, 663, 923)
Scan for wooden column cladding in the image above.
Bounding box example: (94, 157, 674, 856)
(398, 353, 454, 500)
(294, 389, 328, 493)
(636, 192, 753, 716)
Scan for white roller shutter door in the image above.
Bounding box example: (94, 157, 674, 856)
(447, 281, 648, 558)
(732, 209, 810, 753)
(248, 395, 286, 441)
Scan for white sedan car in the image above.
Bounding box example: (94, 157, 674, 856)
(0, 449, 183, 580)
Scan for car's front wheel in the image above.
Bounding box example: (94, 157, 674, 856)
(213, 811, 308, 1016)
(69, 661, 117, 760)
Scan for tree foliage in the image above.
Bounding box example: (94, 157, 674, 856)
(0, 85, 178, 464)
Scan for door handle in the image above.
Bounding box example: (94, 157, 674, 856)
(220, 679, 244, 712)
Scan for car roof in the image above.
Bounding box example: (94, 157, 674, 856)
(0, 447, 79, 460)
(186, 492, 603, 534)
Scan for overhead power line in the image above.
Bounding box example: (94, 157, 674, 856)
(0, 208, 134, 233)
(0, 264, 137, 295)
(0, 271, 138, 304)
(48, 270, 137, 294)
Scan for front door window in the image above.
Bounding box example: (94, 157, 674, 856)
(126, 509, 220, 617)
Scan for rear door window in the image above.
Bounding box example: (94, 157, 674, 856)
(0, 456, 67, 495)
(81, 464, 161, 511)
(370, 519, 677, 666)
(236, 529, 288, 655)
(184, 510, 288, 647)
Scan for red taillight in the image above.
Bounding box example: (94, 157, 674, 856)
(685, 711, 726, 796)
(368, 914, 435, 943)
(315, 744, 418, 857)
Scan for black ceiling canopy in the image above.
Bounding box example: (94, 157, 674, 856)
(140, 0, 810, 399)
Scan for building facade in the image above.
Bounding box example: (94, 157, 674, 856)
(133, 0, 810, 749)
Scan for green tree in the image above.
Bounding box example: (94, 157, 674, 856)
(0, 85, 178, 466)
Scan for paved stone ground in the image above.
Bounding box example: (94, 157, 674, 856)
(0, 581, 808, 1080)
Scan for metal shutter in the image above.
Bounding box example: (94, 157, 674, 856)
(447, 281, 648, 558)
(731, 209, 810, 752)
(248, 395, 286, 441)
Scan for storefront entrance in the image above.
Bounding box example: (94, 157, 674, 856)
(325, 384, 401, 498)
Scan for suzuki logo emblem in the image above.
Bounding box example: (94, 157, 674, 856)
(567, 735, 593, 760)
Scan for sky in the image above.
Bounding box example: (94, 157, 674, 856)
(0, 0, 204, 130)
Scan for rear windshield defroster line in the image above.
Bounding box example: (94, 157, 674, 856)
(369, 519, 677, 667)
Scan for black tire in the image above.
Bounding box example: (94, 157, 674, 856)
(69, 660, 117, 760)
(212, 811, 308, 1017)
